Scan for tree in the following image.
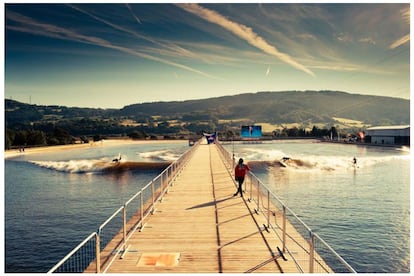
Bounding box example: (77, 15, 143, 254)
(5, 129, 15, 149)
(52, 127, 73, 144)
(26, 130, 46, 146)
(128, 130, 147, 139)
(13, 131, 28, 146)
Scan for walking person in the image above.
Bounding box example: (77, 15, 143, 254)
(234, 158, 250, 197)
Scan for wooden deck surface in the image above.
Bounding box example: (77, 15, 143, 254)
(102, 143, 329, 273)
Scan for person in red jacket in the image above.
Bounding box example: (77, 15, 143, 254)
(234, 158, 250, 197)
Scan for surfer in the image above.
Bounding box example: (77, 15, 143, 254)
(234, 158, 250, 197)
(353, 157, 357, 165)
(112, 154, 122, 163)
(279, 157, 291, 167)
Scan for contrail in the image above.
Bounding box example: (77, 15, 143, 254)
(177, 3, 315, 77)
(6, 10, 218, 79)
(126, 4, 142, 24)
(67, 5, 160, 48)
(67, 5, 207, 66)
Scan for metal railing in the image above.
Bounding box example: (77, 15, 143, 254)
(215, 141, 356, 273)
(48, 139, 201, 273)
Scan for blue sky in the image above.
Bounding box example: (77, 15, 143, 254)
(4, 3, 410, 108)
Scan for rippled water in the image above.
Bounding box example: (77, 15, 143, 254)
(5, 140, 410, 272)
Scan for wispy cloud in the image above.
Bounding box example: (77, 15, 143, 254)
(389, 34, 410, 49)
(389, 7, 410, 49)
(265, 66, 271, 77)
(177, 3, 315, 77)
(6, 9, 217, 79)
(401, 6, 410, 24)
(359, 37, 376, 45)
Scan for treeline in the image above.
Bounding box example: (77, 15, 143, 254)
(4, 120, 216, 149)
(5, 128, 89, 150)
(5, 123, 347, 150)
(221, 125, 344, 140)
(274, 126, 339, 137)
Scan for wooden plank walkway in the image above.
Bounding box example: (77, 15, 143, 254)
(102, 143, 326, 273)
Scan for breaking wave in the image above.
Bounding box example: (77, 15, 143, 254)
(138, 149, 181, 161)
(237, 148, 409, 172)
(29, 158, 170, 174)
(30, 158, 113, 173)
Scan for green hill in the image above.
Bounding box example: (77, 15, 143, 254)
(118, 90, 409, 126)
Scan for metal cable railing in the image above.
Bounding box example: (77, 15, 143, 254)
(48, 139, 201, 273)
(215, 140, 356, 273)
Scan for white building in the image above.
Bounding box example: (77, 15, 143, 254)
(365, 125, 410, 145)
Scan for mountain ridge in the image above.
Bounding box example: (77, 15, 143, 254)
(117, 90, 409, 126)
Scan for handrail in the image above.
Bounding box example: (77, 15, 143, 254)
(98, 206, 124, 233)
(48, 138, 201, 273)
(47, 232, 99, 273)
(314, 233, 357, 273)
(215, 140, 356, 273)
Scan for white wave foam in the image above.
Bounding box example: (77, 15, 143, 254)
(282, 154, 409, 172)
(237, 148, 286, 161)
(29, 158, 116, 173)
(138, 149, 179, 161)
(237, 147, 410, 172)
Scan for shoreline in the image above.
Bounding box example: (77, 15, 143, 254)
(4, 139, 187, 159)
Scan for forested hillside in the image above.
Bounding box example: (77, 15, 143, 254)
(118, 90, 409, 125)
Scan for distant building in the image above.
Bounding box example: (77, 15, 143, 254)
(241, 125, 262, 140)
(365, 125, 410, 145)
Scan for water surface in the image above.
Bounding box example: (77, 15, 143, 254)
(5, 140, 410, 272)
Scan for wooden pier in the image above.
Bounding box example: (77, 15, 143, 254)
(93, 142, 332, 273)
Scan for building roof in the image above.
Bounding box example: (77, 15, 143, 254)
(366, 125, 410, 131)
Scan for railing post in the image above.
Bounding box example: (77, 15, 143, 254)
(249, 174, 253, 201)
(282, 205, 287, 252)
(309, 231, 315, 273)
(123, 205, 127, 251)
(167, 167, 170, 186)
(151, 180, 155, 214)
(267, 190, 270, 228)
(95, 232, 101, 273)
(256, 179, 260, 212)
(140, 190, 144, 231)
